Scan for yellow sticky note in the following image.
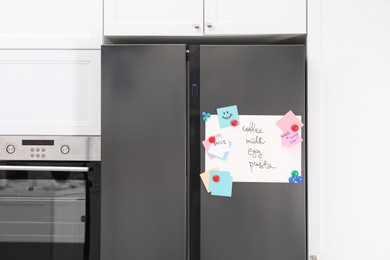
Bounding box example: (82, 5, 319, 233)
(200, 167, 219, 193)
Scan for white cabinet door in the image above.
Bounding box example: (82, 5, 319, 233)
(0, 0, 102, 49)
(0, 50, 100, 136)
(308, 0, 390, 259)
(104, 0, 203, 36)
(204, 0, 306, 35)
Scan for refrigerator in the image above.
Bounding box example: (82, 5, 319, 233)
(101, 44, 306, 260)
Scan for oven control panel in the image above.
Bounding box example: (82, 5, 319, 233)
(0, 136, 100, 161)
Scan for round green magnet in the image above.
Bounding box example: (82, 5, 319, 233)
(291, 170, 299, 177)
(206, 113, 211, 118)
(203, 117, 208, 122)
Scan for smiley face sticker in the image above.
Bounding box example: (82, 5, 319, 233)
(216, 105, 240, 128)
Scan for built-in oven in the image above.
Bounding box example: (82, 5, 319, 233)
(0, 136, 100, 260)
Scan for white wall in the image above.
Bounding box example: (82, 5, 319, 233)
(308, 0, 390, 259)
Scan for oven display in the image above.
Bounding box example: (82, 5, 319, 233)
(22, 140, 54, 146)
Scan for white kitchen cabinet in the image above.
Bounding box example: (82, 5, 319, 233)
(104, 0, 305, 36)
(308, 0, 390, 259)
(0, 0, 102, 49)
(104, 0, 203, 36)
(203, 0, 306, 35)
(0, 50, 101, 136)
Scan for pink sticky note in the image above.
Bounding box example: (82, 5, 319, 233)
(281, 131, 303, 148)
(276, 110, 304, 133)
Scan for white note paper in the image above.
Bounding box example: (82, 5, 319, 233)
(207, 136, 231, 158)
(205, 115, 302, 183)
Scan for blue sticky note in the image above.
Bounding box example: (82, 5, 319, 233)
(209, 170, 233, 197)
(216, 105, 240, 128)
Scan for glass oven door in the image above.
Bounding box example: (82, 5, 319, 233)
(0, 165, 88, 260)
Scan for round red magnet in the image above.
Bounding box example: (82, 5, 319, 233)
(231, 120, 238, 126)
(291, 124, 299, 132)
(208, 136, 216, 143)
(212, 175, 220, 182)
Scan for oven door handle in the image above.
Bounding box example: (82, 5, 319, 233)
(0, 165, 89, 172)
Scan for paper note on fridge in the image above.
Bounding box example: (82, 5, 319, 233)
(276, 110, 304, 133)
(200, 167, 219, 193)
(205, 115, 302, 183)
(202, 134, 232, 160)
(281, 131, 303, 148)
(207, 137, 231, 158)
(216, 105, 240, 128)
(209, 170, 233, 197)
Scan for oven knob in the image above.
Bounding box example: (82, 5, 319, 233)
(6, 145, 15, 154)
(60, 145, 70, 154)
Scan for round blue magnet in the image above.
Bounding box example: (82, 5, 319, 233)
(288, 176, 296, 183)
(296, 176, 303, 183)
(202, 112, 207, 117)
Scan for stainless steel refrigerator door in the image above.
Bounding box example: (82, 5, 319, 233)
(199, 45, 306, 260)
(101, 45, 187, 260)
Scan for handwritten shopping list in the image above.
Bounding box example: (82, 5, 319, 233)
(205, 115, 302, 183)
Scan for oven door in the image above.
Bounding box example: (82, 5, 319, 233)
(0, 164, 91, 260)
